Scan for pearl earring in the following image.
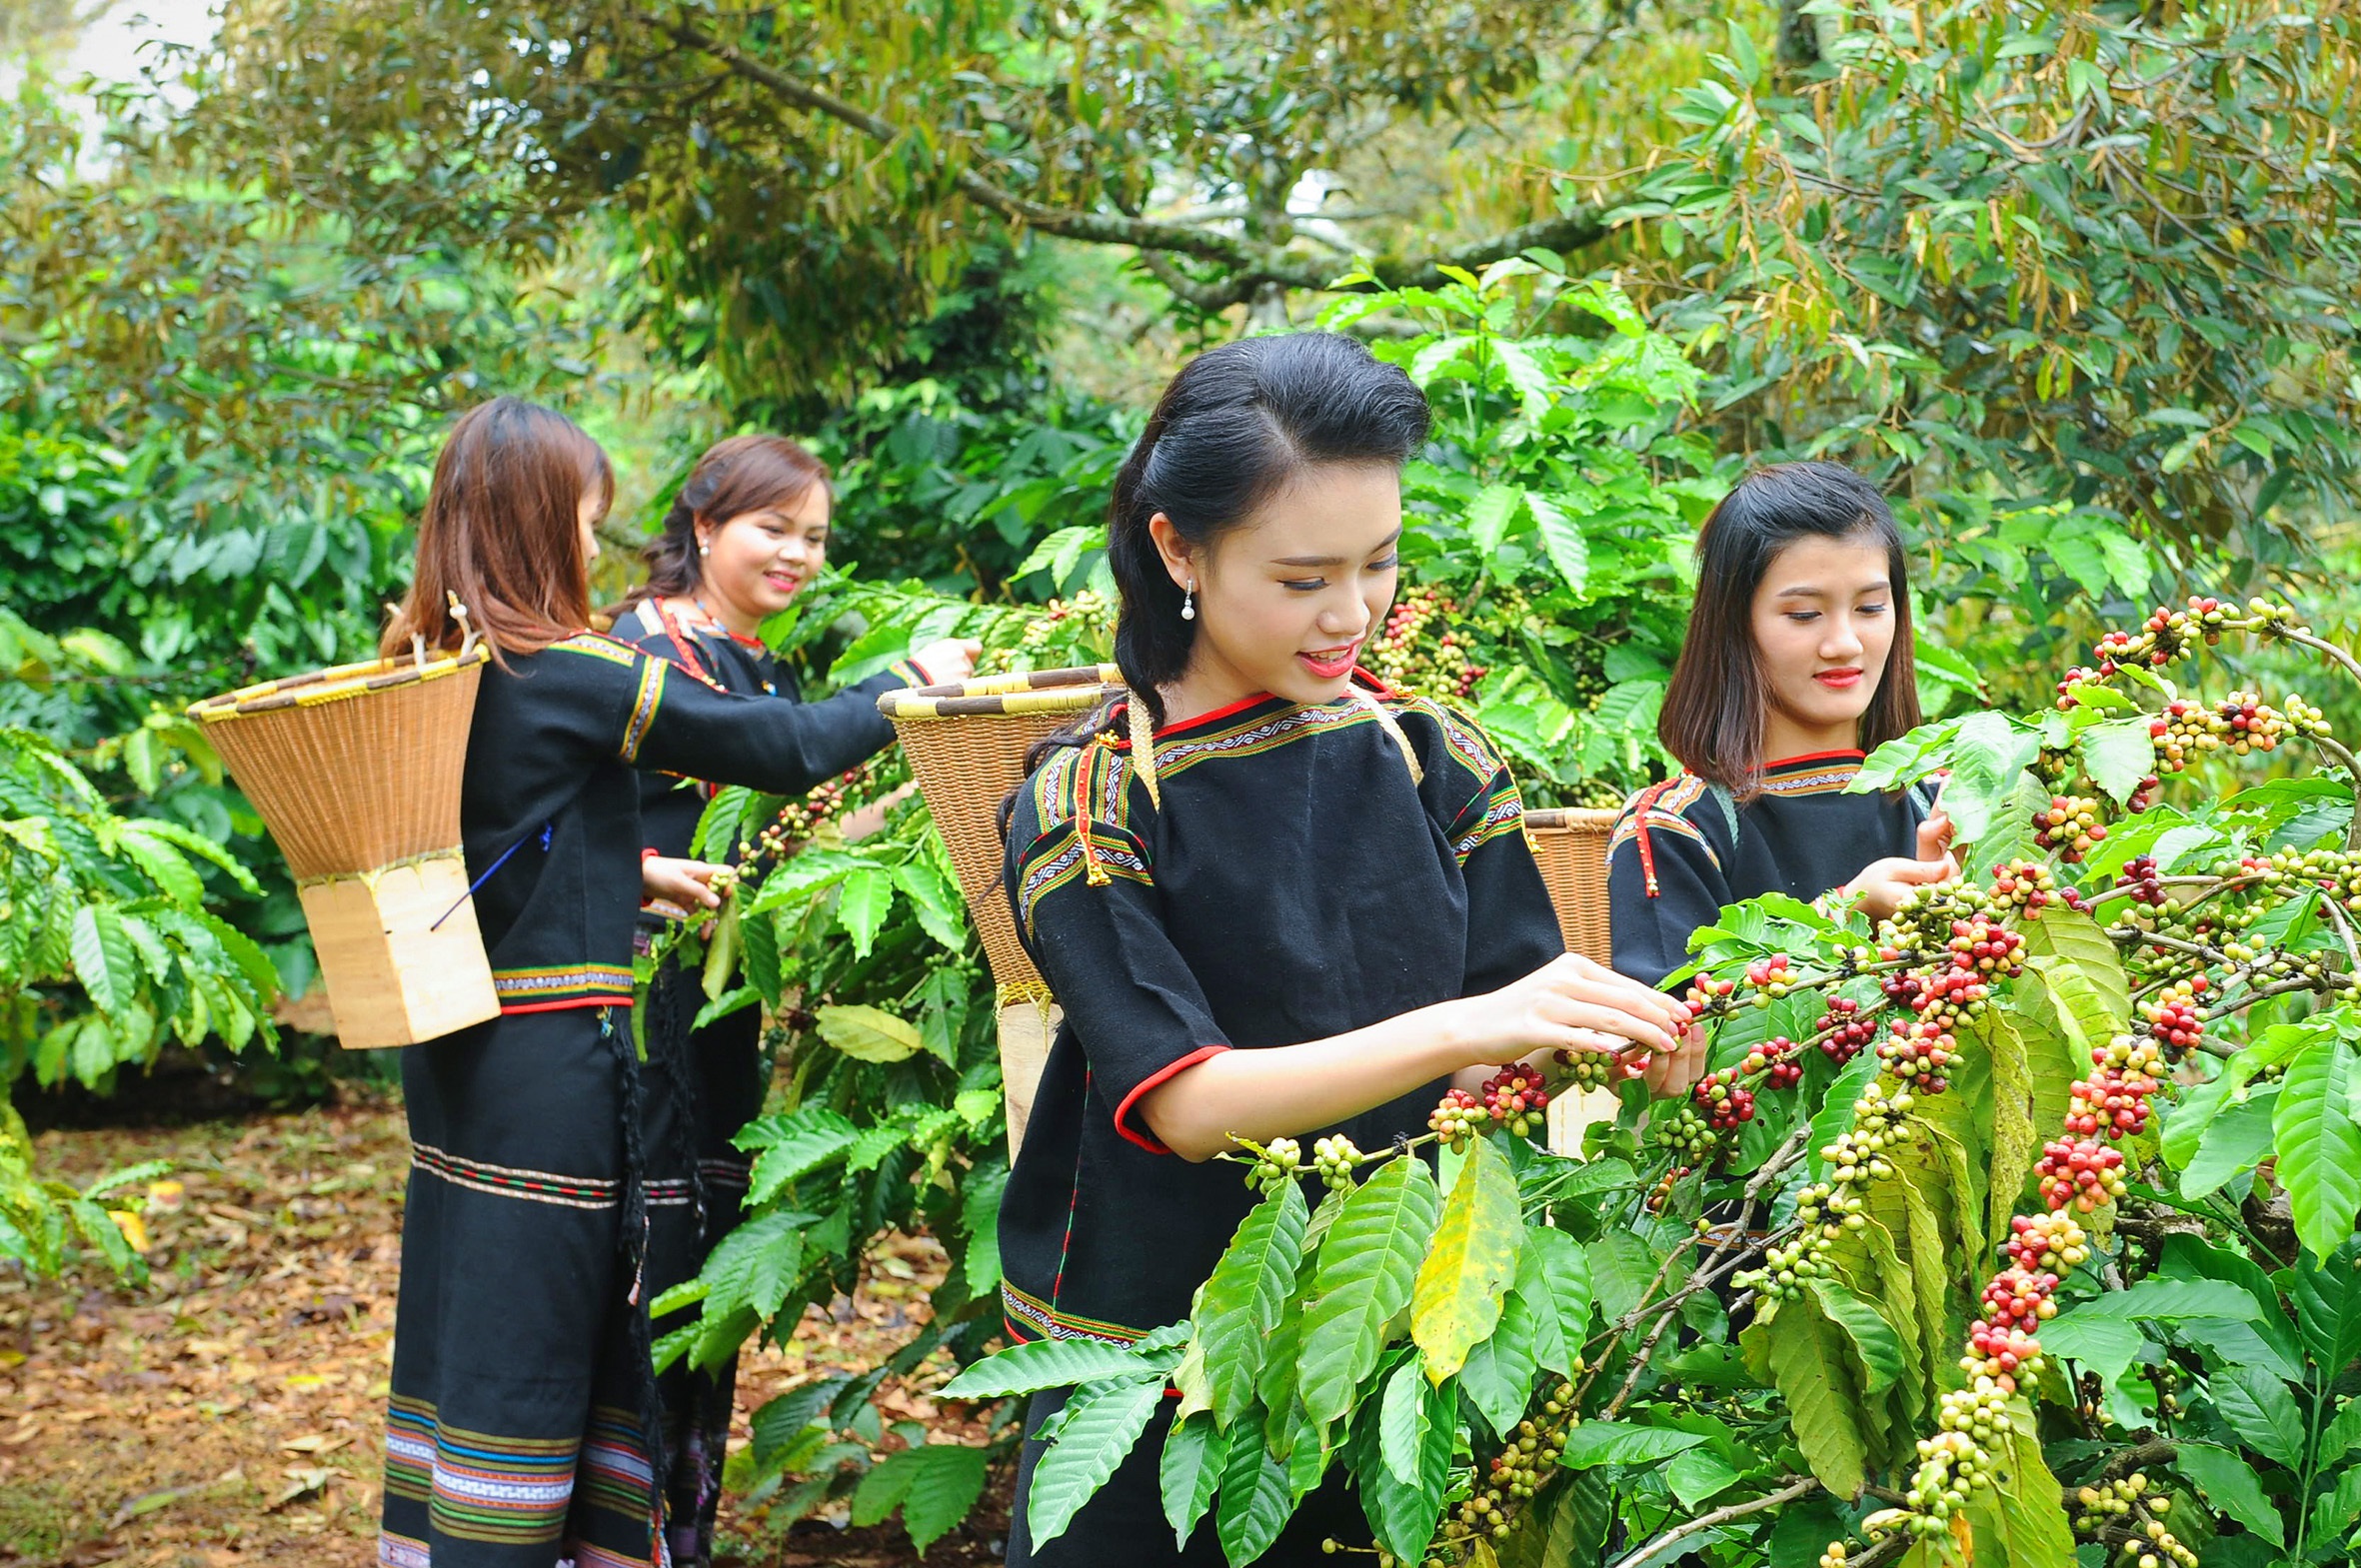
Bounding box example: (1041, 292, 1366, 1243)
(699, 544, 710, 558)
(1180, 581, 1195, 622)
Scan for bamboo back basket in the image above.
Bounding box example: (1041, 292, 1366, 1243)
(188, 643, 499, 1049)
(1523, 807, 1619, 963)
(879, 666, 1127, 1154)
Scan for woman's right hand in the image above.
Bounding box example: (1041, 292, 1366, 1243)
(910, 638, 981, 687)
(1452, 951, 1692, 1067)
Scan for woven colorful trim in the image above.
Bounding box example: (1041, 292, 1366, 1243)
(1001, 1279, 1147, 1346)
(552, 632, 640, 668)
(1137, 698, 1381, 780)
(1759, 751, 1866, 797)
(388, 1395, 580, 1547)
(1607, 775, 1715, 858)
(1016, 830, 1152, 933)
(492, 963, 635, 1010)
(1418, 696, 1507, 793)
(411, 1141, 621, 1211)
(1451, 782, 1529, 865)
(619, 658, 665, 765)
(376, 1530, 432, 1568)
(577, 1405, 658, 1528)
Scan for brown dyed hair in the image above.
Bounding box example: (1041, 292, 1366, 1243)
(380, 397, 613, 668)
(615, 435, 833, 613)
(1656, 462, 1921, 798)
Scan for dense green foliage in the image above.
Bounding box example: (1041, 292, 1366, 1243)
(950, 598, 2361, 1568)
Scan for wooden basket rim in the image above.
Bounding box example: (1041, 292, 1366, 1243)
(186, 646, 491, 724)
(1525, 805, 1621, 829)
(878, 663, 1125, 721)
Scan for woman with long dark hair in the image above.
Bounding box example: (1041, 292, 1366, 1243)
(995, 334, 1707, 1564)
(1607, 462, 1956, 991)
(374, 399, 950, 1568)
(608, 434, 974, 1565)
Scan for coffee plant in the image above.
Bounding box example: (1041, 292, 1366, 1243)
(0, 717, 276, 1283)
(942, 597, 2361, 1568)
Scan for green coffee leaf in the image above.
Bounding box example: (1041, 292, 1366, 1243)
(1295, 1155, 1439, 1427)
(1024, 1377, 1165, 1549)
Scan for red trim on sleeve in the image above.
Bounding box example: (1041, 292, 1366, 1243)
(641, 846, 661, 861)
(1111, 1045, 1231, 1153)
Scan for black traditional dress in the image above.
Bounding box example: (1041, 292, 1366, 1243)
(380, 631, 912, 1568)
(997, 673, 1563, 1565)
(610, 598, 919, 1567)
(1606, 750, 1936, 988)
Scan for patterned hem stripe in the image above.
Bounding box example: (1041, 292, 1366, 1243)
(620, 658, 666, 765)
(999, 1280, 1146, 1346)
(1760, 764, 1864, 796)
(378, 1530, 433, 1568)
(492, 963, 636, 1006)
(412, 1142, 621, 1211)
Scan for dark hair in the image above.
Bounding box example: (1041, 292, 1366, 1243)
(1106, 332, 1432, 724)
(1656, 461, 1921, 797)
(381, 397, 612, 669)
(616, 434, 833, 613)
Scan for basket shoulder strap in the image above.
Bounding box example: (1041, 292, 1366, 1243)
(1706, 782, 1742, 849)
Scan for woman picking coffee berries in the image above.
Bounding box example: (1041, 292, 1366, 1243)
(994, 333, 1706, 1566)
(607, 435, 976, 1565)
(1608, 462, 1959, 991)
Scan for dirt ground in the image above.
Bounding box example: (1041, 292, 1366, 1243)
(0, 1094, 1011, 1568)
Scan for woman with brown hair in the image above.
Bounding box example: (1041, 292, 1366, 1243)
(1606, 462, 1957, 991)
(608, 435, 975, 1565)
(373, 399, 951, 1568)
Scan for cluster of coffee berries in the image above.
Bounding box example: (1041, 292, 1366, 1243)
(1428, 1088, 1488, 1149)
(2005, 1209, 2091, 1273)
(1554, 1046, 1620, 1090)
(1877, 1017, 1957, 1093)
(2066, 1033, 2165, 1141)
(1311, 1134, 1361, 1192)
(1965, 1275, 2053, 1391)
(1013, 590, 1114, 658)
(1429, 1379, 1578, 1558)
(1691, 1069, 1756, 1131)
(753, 761, 891, 861)
(1743, 952, 1795, 999)
(1745, 1037, 1805, 1090)
(1478, 1065, 1549, 1138)
(2036, 1134, 2128, 1212)
(2116, 854, 2168, 908)
(2034, 794, 2108, 861)
(1990, 858, 2066, 913)
(1651, 1103, 1720, 1163)
(1366, 583, 1489, 700)
(1949, 916, 2026, 978)
(2073, 1475, 2199, 1568)
(1735, 1082, 1908, 1303)
(2143, 978, 2206, 1060)
(1244, 1137, 1302, 1194)
(1815, 998, 1877, 1064)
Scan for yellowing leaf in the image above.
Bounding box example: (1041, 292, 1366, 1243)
(814, 1003, 922, 1062)
(1411, 1134, 1522, 1381)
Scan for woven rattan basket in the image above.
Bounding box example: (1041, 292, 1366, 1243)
(188, 644, 499, 1049)
(1523, 806, 1618, 963)
(879, 665, 1126, 1154)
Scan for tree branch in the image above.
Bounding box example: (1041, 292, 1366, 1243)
(646, 11, 1622, 300)
(1606, 1477, 1821, 1568)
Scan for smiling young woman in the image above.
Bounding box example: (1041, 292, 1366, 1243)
(606, 434, 975, 1566)
(1606, 462, 1960, 992)
(992, 333, 1707, 1565)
